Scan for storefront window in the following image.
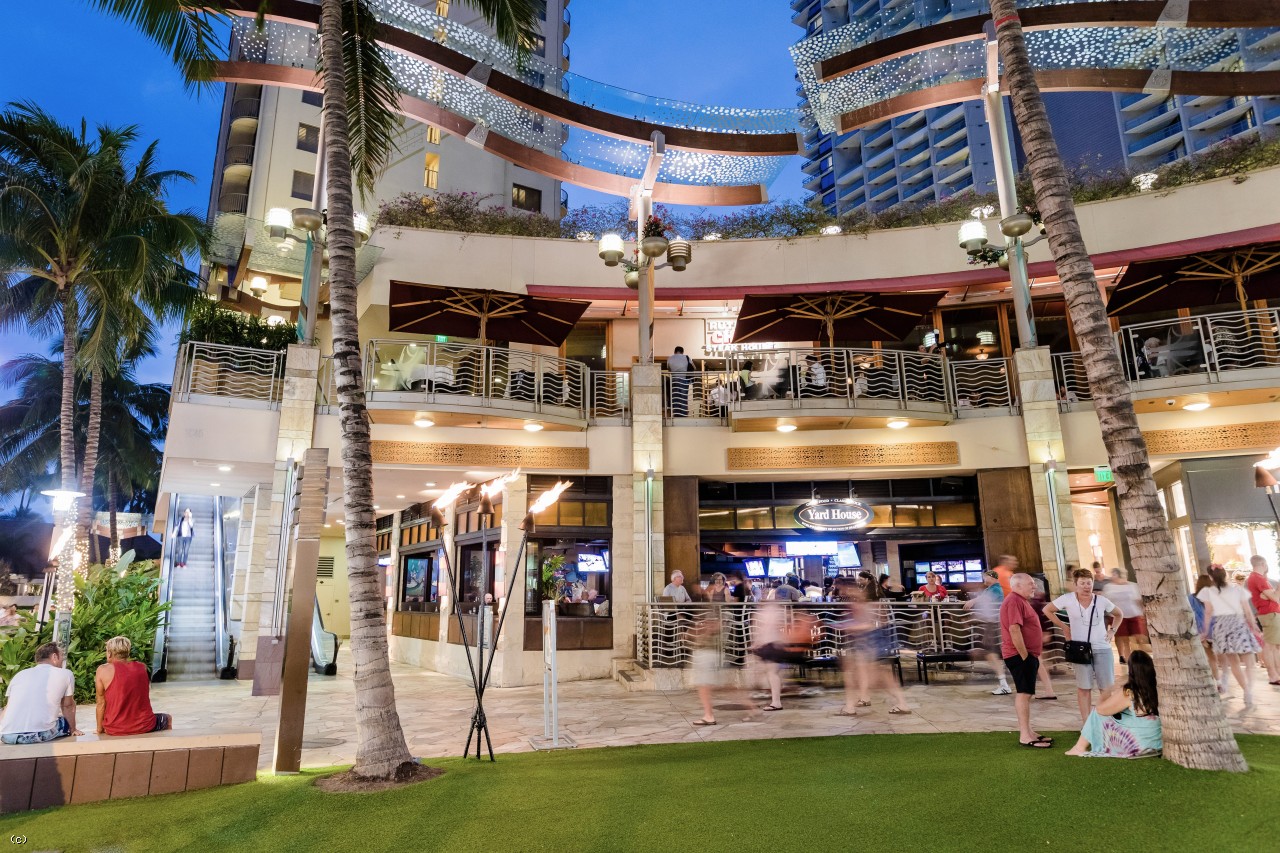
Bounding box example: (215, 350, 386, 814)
(526, 476, 614, 617)
(941, 305, 1002, 361)
(1207, 523, 1279, 573)
(400, 551, 441, 612)
(559, 501, 585, 527)
(869, 505, 893, 527)
(737, 507, 773, 529)
(935, 503, 978, 527)
(698, 508, 734, 530)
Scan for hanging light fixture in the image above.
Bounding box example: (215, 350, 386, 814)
(598, 233, 624, 266)
(249, 275, 269, 294)
(958, 220, 989, 254)
(352, 212, 371, 247)
(266, 207, 293, 242)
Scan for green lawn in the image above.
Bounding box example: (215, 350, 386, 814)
(3, 734, 1276, 852)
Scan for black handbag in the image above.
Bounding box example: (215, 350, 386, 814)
(1063, 598, 1097, 665)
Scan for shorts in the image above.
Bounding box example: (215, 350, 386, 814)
(152, 713, 173, 732)
(979, 621, 1000, 653)
(1003, 654, 1040, 695)
(1260, 612, 1280, 646)
(0, 716, 71, 745)
(1073, 647, 1116, 690)
(1115, 616, 1147, 637)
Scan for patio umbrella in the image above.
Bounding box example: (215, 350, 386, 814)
(388, 281, 590, 346)
(732, 291, 946, 347)
(1107, 242, 1280, 316)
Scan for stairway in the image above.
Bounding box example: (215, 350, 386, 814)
(165, 495, 219, 681)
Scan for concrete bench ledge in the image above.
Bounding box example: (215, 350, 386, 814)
(0, 730, 261, 814)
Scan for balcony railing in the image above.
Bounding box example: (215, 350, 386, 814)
(230, 98, 260, 120)
(217, 192, 249, 214)
(1053, 352, 1093, 408)
(636, 602, 1065, 670)
(176, 342, 284, 406)
(726, 348, 948, 411)
(223, 144, 255, 167)
(365, 339, 589, 420)
(949, 357, 1016, 412)
(589, 371, 630, 423)
(662, 369, 735, 423)
(317, 354, 339, 413)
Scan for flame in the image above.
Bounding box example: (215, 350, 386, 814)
(480, 468, 520, 500)
(433, 481, 474, 512)
(528, 481, 572, 516)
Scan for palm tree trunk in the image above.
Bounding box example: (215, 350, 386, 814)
(318, 0, 415, 780)
(58, 287, 78, 495)
(988, 0, 1245, 772)
(79, 367, 104, 564)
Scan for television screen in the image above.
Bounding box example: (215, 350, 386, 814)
(946, 560, 965, 574)
(965, 571, 984, 583)
(744, 559, 765, 577)
(577, 553, 609, 573)
(947, 572, 966, 585)
(767, 558, 794, 577)
(914, 561, 930, 575)
(785, 540, 839, 557)
(835, 542, 862, 568)
(964, 559, 984, 573)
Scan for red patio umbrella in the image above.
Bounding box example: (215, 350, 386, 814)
(389, 281, 590, 346)
(732, 291, 946, 347)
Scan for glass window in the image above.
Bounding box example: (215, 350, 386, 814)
(868, 505, 893, 527)
(512, 183, 543, 212)
(424, 152, 439, 189)
(458, 544, 495, 608)
(559, 501, 585, 527)
(737, 507, 773, 530)
(585, 501, 608, 527)
(565, 321, 607, 371)
(399, 553, 440, 611)
(894, 505, 934, 527)
(291, 170, 314, 201)
(296, 123, 319, 153)
(426, 126, 441, 145)
(301, 90, 323, 107)
(531, 35, 546, 57)
(934, 503, 977, 527)
(941, 305, 1003, 361)
(1170, 481, 1187, 518)
(773, 507, 801, 530)
(699, 508, 734, 530)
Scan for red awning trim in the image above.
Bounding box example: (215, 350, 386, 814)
(526, 223, 1280, 301)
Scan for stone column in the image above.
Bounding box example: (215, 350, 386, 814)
(490, 475, 528, 688)
(611, 476, 636, 660)
(275, 344, 321, 461)
(630, 363, 665, 601)
(1014, 346, 1080, 594)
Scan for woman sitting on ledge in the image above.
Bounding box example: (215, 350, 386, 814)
(96, 636, 172, 736)
(1065, 649, 1161, 758)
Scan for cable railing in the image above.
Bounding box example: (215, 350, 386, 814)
(949, 357, 1016, 412)
(588, 370, 630, 422)
(176, 342, 284, 407)
(365, 339, 590, 419)
(725, 348, 948, 411)
(636, 601, 1066, 671)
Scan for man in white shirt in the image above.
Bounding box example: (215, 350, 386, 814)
(1044, 569, 1122, 723)
(661, 571, 692, 603)
(666, 347, 693, 417)
(1, 643, 81, 745)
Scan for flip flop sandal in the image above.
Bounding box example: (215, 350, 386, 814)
(692, 719, 718, 727)
(761, 705, 783, 712)
(1020, 738, 1053, 748)
(1036, 696, 1059, 700)
(835, 709, 859, 717)
(888, 707, 912, 715)
(855, 700, 871, 707)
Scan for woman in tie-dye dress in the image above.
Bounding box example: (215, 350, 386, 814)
(1064, 649, 1162, 758)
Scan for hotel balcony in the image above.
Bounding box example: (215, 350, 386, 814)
(174, 343, 284, 408)
(1053, 308, 1280, 413)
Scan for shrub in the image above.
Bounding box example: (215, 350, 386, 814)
(0, 554, 168, 706)
(182, 298, 298, 351)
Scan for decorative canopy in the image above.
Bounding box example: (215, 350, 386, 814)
(388, 281, 589, 346)
(1108, 242, 1280, 316)
(732, 291, 945, 348)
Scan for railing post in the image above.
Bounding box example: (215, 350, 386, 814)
(1202, 315, 1222, 379)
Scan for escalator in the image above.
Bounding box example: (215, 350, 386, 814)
(311, 600, 340, 675)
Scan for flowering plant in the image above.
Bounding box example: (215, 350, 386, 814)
(620, 248, 642, 273)
(541, 554, 568, 600)
(642, 215, 668, 238)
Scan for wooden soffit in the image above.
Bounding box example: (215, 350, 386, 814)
(1143, 422, 1280, 457)
(371, 441, 588, 470)
(727, 442, 959, 471)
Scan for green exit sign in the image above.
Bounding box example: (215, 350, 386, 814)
(1094, 466, 1114, 483)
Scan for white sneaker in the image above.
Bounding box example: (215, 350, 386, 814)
(991, 686, 1012, 695)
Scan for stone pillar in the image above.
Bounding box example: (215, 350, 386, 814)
(276, 344, 321, 461)
(491, 475, 528, 688)
(1013, 346, 1080, 593)
(386, 510, 402, 623)
(611, 475, 636, 661)
(629, 363, 665, 600)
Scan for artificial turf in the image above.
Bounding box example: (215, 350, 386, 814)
(2, 733, 1275, 852)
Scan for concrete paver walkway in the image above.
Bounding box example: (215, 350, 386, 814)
(140, 653, 1280, 769)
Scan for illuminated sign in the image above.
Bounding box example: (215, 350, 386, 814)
(794, 499, 873, 532)
(703, 318, 779, 354)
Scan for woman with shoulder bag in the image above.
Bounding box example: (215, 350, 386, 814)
(1044, 568, 1123, 723)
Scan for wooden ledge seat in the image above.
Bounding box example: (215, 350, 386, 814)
(0, 730, 261, 814)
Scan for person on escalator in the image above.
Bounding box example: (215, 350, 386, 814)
(96, 636, 171, 736)
(174, 508, 194, 568)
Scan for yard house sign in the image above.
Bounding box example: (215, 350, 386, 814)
(794, 499, 873, 532)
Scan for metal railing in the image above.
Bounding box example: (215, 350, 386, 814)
(213, 497, 236, 678)
(636, 601, 1065, 671)
(1118, 308, 1280, 389)
(218, 192, 249, 214)
(176, 342, 284, 406)
(949, 357, 1016, 412)
(150, 493, 178, 679)
(726, 348, 947, 411)
(223, 144, 255, 166)
(663, 369, 734, 422)
(366, 339, 589, 419)
(317, 354, 339, 413)
(588, 370, 630, 422)
(1053, 352, 1093, 408)
(230, 98, 260, 120)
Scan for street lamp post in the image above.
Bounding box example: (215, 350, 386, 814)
(1256, 448, 1280, 526)
(41, 488, 86, 647)
(264, 206, 371, 344)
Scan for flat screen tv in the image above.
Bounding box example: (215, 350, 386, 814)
(767, 558, 794, 577)
(835, 542, 862, 568)
(744, 559, 765, 577)
(577, 553, 609, 573)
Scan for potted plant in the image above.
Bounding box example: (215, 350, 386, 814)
(640, 215, 670, 258)
(621, 249, 642, 289)
(540, 555, 567, 603)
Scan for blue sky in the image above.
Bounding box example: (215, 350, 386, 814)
(0, 0, 804, 389)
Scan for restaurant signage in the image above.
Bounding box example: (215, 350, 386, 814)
(794, 498, 873, 531)
(703, 319, 779, 355)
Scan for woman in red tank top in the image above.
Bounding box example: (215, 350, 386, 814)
(95, 636, 173, 736)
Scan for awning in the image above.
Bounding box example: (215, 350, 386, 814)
(1108, 242, 1280, 316)
(389, 282, 590, 346)
(732, 291, 946, 347)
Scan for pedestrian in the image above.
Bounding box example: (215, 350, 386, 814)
(0, 605, 20, 628)
(748, 599, 789, 714)
(993, 554, 1018, 595)
(965, 570, 1012, 696)
(1198, 564, 1263, 709)
(804, 354, 827, 396)
(667, 346, 692, 417)
(174, 507, 195, 568)
(0, 643, 81, 744)
(1105, 569, 1148, 662)
(689, 610, 723, 727)
(661, 570, 692, 603)
(1044, 568, 1123, 723)
(95, 636, 172, 736)
(1000, 573, 1052, 748)
(1064, 649, 1162, 758)
(1244, 555, 1280, 685)
(1190, 572, 1226, 692)
(837, 578, 910, 716)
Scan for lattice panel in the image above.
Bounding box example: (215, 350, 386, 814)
(1144, 421, 1280, 456)
(727, 442, 959, 470)
(371, 441, 588, 469)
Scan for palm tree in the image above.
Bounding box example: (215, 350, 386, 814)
(986, 1, 1245, 772)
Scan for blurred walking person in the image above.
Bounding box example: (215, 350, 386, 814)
(837, 579, 911, 716)
(690, 610, 724, 726)
(965, 571, 1012, 695)
(1105, 569, 1148, 662)
(1198, 564, 1264, 709)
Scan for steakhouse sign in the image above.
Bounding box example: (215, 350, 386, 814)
(794, 499, 873, 532)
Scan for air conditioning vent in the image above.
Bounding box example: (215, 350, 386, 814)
(317, 556, 335, 578)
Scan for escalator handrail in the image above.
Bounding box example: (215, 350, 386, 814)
(310, 597, 340, 673)
(151, 492, 179, 677)
(213, 496, 231, 676)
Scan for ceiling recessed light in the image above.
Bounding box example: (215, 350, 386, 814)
(524, 422, 544, 432)
(887, 418, 910, 429)
(210, 482, 221, 487)
(396, 495, 405, 499)
(217, 465, 233, 473)
(776, 423, 797, 433)
(373, 505, 380, 510)
(413, 415, 435, 428)
(324, 523, 332, 528)
(1182, 401, 1210, 412)
(424, 481, 437, 487)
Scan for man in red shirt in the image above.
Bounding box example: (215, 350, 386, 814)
(1245, 556, 1280, 684)
(1000, 573, 1051, 748)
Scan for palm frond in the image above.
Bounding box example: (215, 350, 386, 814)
(462, 0, 546, 56)
(86, 0, 229, 88)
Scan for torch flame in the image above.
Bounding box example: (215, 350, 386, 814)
(480, 468, 520, 500)
(528, 480, 573, 516)
(433, 481, 474, 512)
